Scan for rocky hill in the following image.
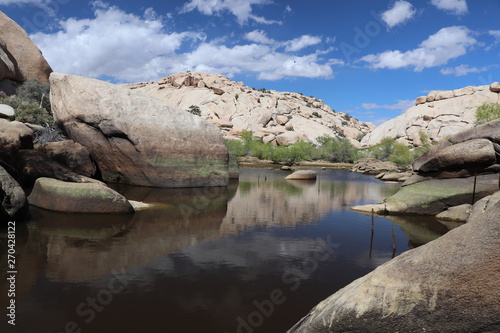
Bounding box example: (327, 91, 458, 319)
(361, 82, 500, 147)
(126, 72, 373, 147)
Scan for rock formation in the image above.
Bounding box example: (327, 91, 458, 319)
(50, 73, 229, 188)
(361, 83, 500, 147)
(125, 72, 374, 146)
(289, 191, 500, 333)
(36, 140, 96, 178)
(0, 165, 28, 222)
(352, 120, 500, 216)
(28, 177, 134, 214)
(0, 11, 52, 87)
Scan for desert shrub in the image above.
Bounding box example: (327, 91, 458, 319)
(389, 142, 414, 167)
(14, 103, 53, 125)
(187, 105, 201, 116)
(224, 139, 246, 159)
(16, 78, 51, 113)
(316, 136, 358, 163)
(34, 126, 67, 145)
(476, 102, 500, 124)
(251, 140, 272, 160)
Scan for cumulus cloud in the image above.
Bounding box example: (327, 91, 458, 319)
(180, 0, 280, 25)
(285, 35, 322, 52)
(361, 26, 477, 71)
(430, 0, 468, 15)
(244, 30, 275, 44)
(362, 100, 414, 111)
(381, 0, 416, 28)
(31, 3, 333, 82)
(440, 64, 492, 76)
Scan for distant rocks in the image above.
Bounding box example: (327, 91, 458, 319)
(126, 72, 374, 145)
(362, 83, 500, 147)
(0, 11, 52, 85)
(350, 158, 398, 175)
(285, 170, 317, 180)
(28, 178, 134, 214)
(50, 73, 229, 188)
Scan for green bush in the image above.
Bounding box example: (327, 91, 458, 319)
(476, 102, 500, 124)
(16, 78, 51, 113)
(224, 139, 247, 159)
(316, 136, 358, 163)
(14, 103, 53, 125)
(389, 142, 413, 167)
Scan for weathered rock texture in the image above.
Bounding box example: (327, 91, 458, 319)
(0, 119, 34, 164)
(361, 84, 500, 147)
(285, 170, 317, 180)
(50, 73, 229, 188)
(350, 158, 399, 175)
(15, 150, 103, 187)
(289, 191, 500, 333)
(0, 11, 52, 83)
(0, 165, 27, 222)
(413, 119, 500, 179)
(28, 177, 134, 214)
(36, 140, 96, 178)
(126, 72, 374, 146)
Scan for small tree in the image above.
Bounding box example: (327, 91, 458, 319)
(476, 102, 500, 124)
(389, 143, 413, 168)
(187, 105, 201, 116)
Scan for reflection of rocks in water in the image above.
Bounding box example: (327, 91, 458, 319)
(40, 186, 230, 283)
(0, 222, 45, 307)
(221, 169, 400, 234)
(385, 215, 449, 248)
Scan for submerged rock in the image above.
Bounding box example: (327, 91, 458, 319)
(289, 191, 500, 333)
(50, 73, 229, 188)
(28, 177, 134, 214)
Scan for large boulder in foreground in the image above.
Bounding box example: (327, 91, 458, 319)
(0, 165, 28, 222)
(0, 11, 52, 83)
(351, 174, 498, 215)
(28, 177, 134, 214)
(50, 73, 229, 188)
(289, 192, 500, 333)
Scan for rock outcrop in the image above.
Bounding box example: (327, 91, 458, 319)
(0, 165, 28, 222)
(350, 158, 399, 175)
(0, 119, 34, 165)
(36, 140, 96, 178)
(28, 177, 134, 214)
(0, 11, 52, 84)
(361, 84, 500, 147)
(285, 170, 317, 180)
(50, 73, 229, 188)
(412, 119, 500, 179)
(126, 72, 374, 146)
(289, 191, 500, 333)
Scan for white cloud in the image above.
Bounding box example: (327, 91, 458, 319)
(180, 0, 280, 25)
(0, 0, 45, 5)
(440, 64, 492, 76)
(285, 35, 322, 52)
(490, 30, 500, 38)
(362, 100, 414, 111)
(361, 26, 477, 71)
(381, 0, 416, 28)
(430, 0, 468, 15)
(31, 4, 332, 82)
(244, 30, 275, 44)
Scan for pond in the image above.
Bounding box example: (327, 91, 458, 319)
(0, 168, 450, 333)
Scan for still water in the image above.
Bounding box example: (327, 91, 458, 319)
(1, 168, 450, 333)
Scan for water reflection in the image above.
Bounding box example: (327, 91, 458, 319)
(0, 168, 450, 333)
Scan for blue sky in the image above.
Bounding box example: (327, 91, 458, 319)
(1, 0, 499, 125)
